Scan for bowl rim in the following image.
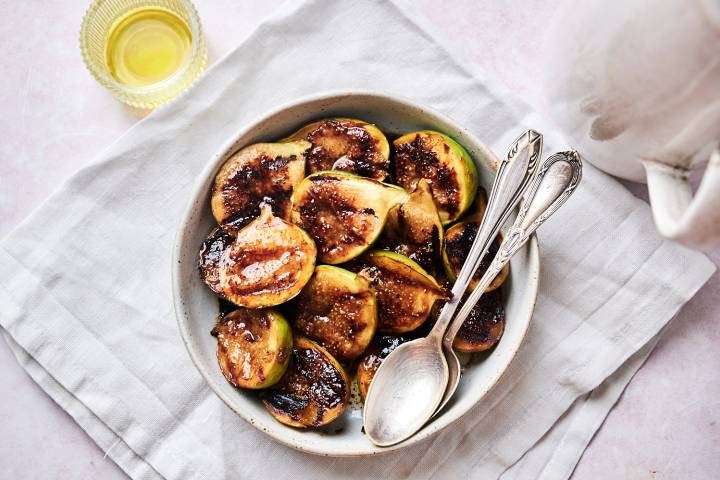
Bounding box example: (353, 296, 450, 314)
(171, 89, 540, 456)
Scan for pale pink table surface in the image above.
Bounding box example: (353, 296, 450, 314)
(1, 1, 718, 479)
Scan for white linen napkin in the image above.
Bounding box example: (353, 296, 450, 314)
(0, 1, 714, 479)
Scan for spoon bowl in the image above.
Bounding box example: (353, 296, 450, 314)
(364, 337, 448, 446)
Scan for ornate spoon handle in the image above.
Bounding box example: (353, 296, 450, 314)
(444, 150, 583, 345)
(428, 130, 543, 342)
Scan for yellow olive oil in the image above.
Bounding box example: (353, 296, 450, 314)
(105, 8, 192, 87)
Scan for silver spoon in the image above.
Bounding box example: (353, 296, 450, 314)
(435, 150, 583, 416)
(363, 130, 543, 447)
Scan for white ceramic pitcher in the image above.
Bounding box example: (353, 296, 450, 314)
(544, 0, 720, 250)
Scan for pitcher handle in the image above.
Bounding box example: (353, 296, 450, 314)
(643, 147, 720, 250)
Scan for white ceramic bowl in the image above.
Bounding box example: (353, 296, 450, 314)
(172, 91, 539, 456)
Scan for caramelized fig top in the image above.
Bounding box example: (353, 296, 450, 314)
(211, 308, 292, 389)
(443, 218, 509, 293)
(218, 205, 316, 308)
(358, 250, 448, 333)
(453, 289, 505, 353)
(285, 118, 390, 180)
(394, 131, 478, 224)
(211, 141, 309, 234)
(293, 265, 377, 361)
(261, 336, 350, 427)
(198, 226, 233, 296)
(380, 179, 444, 272)
(291, 171, 408, 264)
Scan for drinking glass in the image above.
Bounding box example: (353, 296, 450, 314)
(80, 0, 207, 109)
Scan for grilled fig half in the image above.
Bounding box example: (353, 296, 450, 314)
(291, 171, 409, 264)
(357, 250, 449, 333)
(285, 118, 390, 180)
(218, 205, 316, 308)
(442, 208, 509, 293)
(453, 289, 505, 352)
(211, 308, 292, 389)
(261, 336, 350, 428)
(198, 226, 233, 296)
(356, 334, 410, 400)
(293, 265, 377, 361)
(211, 140, 309, 234)
(393, 131, 478, 224)
(379, 179, 443, 272)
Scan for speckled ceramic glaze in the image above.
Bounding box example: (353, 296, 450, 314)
(172, 91, 540, 456)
